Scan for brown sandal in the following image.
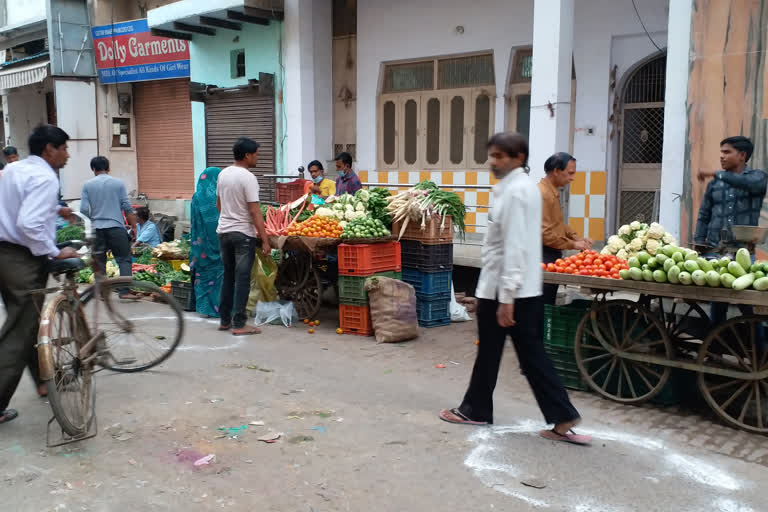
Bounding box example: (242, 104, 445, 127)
(232, 326, 261, 336)
(0, 409, 18, 424)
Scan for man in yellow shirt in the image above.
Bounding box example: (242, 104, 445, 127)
(538, 152, 592, 305)
(305, 160, 336, 198)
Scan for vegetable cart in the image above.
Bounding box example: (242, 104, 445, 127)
(543, 272, 768, 434)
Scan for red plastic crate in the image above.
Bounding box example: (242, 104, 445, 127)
(276, 180, 309, 204)
(338, 242, 401, 275)
(339, 304, 373, 336)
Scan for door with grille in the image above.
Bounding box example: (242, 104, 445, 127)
(617, 55, 666, 226)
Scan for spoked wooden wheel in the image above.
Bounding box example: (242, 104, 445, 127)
(275, 251, 312, 296)
(697, 316, 768, 434)
(291, 268, 322, 320)
(574, 300, 672, 404)
(644, 296, 711, 345)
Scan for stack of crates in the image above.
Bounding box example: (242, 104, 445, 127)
(337, 242, 402, 336)
(395, 216, 454, 328)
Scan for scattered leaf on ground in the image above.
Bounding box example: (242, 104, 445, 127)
(287, 435, 314, 444)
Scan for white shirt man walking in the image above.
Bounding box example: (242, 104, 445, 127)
(439, 132, 590, 446)
(0, 125, 79, 425)
(216, 137, 271, 336)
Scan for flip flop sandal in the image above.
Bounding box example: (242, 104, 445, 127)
(232, 326, 262, 336)
(539, 428, 591, 446)
(0, 409, 18, 425)
(218, 324, 232, 331)
(439, 408, 488, 426)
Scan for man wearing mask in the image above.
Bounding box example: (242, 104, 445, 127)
(539, 152, 592, 305)
(0, 125, 78, 425)
(305, 160, 336, 198)
(334, 152, 362, 195)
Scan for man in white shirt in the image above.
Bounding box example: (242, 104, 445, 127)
(439, 132, 589, 446)
(216, 137, 271, 336)
(0, 125, 79, 425)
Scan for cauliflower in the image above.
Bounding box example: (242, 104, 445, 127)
(106, 260, 119, 278)
(315, 207, 334, 217)
(647, 222, 665, 240)
(345, 210, 366, 221)
(607, 238, 626, 253)
(634, 230, 647, 240)
(355, 189, 370, 203)
(630, 221, 642, 231)
(629, 238, 644, 251)
(645, 238, 661, 255)
(618, 225, 632, 237)
(346, 204, 355, 213)
(662, 233, 677, 245)
(338, 221, 348, 229)
(616, 249, 629, 260)
(355, 202, 366, 212)
(601, 247, 615, 256)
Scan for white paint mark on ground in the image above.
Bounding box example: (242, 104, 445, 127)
(713, 498, 755, 512)
(665, 453, 740, 491)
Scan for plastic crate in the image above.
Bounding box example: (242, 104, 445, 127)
(339, 304, 373, 336)
(543, 300, 592, 348)
(419, 317, 451, 328)
(276, 180, 309, 204)
(393, 215, 453, 244)
(338, 242, 401, 275)
(416, 297, 450, 326)
(543, 343, 589, 391)
(171, 281, 194, 312)
(402, 268, 452, 300)
(338, 271, 401, 305)
(400, 240, 453, 272)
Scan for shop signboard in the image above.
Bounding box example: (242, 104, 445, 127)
(91, 19, 190, 84)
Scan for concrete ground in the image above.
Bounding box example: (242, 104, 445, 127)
(2, 301, 768, 512)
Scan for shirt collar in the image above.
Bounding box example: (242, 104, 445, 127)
(26, 155, 57, 176)
(538, 177, 559, 197)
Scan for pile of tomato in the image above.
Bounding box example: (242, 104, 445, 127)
(541, 250, 629, 279)
(287, 215, 343, 238)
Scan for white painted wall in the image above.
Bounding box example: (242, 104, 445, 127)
(356, 0, 534, 171)
(94, 83, 139, 195)
(3, 84, 48, 154)
(572, 0, 669, 233)
(4, 0, 46, 27)
(55, 79, 99, 200)
(312, 0, 333, 165)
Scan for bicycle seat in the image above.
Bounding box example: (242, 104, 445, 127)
(47, 258, 86, 275)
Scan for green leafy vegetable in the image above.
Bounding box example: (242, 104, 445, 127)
(134, 247, 153, 264)
(56, 225, 84, 243)
(367, 188, 392, 227)
(77, 268, 93, 284)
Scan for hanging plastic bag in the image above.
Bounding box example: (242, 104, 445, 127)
(254, 300, 297, 327)
(450, 283, 471, 322)
(246, 250, 278, 315)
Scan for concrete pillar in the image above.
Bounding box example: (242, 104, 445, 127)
(659, 0, 693, 243)
(528, 0, 574, 180)
(282, 0, 332, 175)
(1, 93, 9, 147)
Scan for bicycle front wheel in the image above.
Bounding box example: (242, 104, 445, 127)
(88, 278, 184, 372)
(38, 295, 95, 436)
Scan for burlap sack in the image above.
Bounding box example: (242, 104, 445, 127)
(365, 276, 419, 343)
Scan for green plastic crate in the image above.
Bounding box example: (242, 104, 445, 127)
(544, 343, 588, 391)
(338, 271, 402, 305)
(543, 300, 592, 348)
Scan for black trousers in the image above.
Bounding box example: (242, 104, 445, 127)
(94, 227, 132, 277)
(0, 242, 47, 411)
(458, 296, 580, 425)
(542, 246, 562, 306)
(218, 232, 258, 329)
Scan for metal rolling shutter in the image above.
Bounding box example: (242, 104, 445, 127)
(134, 79, 195, 199)
(205, 90, 275, 202)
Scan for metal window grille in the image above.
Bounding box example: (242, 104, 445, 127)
(438, 54, 494, 89)
(346, 144, 356, 161)
(624, 56, 666, 104)
(473, 93, 491, 164)
(426, 97, 441, 164)
(619, 191, 659, 226)
(510, 48, 533, 83)
(383, 61, 434, 93)
(622, 107, 665, 164)
(516, 95, 531, 139)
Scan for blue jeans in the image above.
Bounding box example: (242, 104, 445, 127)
(218, 232, 257, 329)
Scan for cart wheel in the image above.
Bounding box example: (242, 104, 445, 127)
(292, 268, 322, 320)
(644, 296, 711, 345)
(574, 300, 672, 404)
(276, 250, 312, 296)
(697, 316, 768, 434)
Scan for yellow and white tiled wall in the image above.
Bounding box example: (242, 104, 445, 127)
(567, 170, 607, 241)
(357, 169, 606, 240)
(358, 170, 497, 234)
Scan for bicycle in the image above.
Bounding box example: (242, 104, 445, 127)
(34, 213, 185, 446)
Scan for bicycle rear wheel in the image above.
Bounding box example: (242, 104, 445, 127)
(38, 295, 95, 436)
(87, 278, 184, 372)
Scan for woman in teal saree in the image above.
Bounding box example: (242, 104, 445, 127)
(190, 167, 223, 317)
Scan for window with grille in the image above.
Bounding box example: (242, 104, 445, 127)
(379, 52, 495, 170)
(231, 49, 245, 78)
(511, 48, 533, 83)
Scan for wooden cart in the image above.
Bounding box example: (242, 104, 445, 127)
(544, 273, 768, 434)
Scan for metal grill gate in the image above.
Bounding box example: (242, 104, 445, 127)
(618, 55, 666, 226)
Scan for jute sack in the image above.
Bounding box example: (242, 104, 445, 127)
(365, 276, 419, 343)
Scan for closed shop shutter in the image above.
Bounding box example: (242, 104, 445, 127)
(134, 78, 194, 199)
(205, 90, 275, 202)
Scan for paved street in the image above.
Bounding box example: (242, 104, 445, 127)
(3, 302, 768, 512)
